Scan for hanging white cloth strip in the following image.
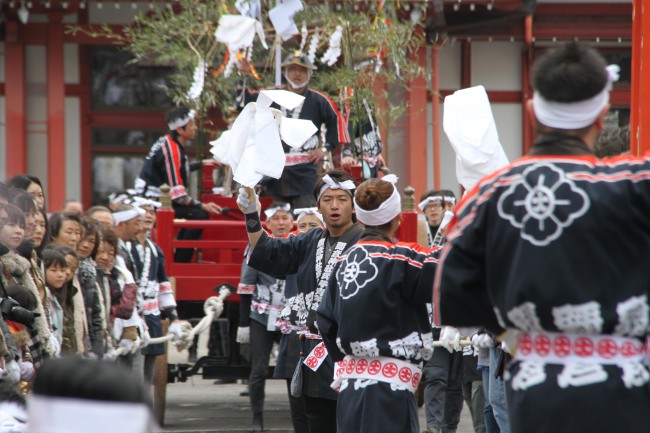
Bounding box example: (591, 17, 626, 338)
(443, 85, 509, 192)
(210, 90, 317, 188)
(353, 175, 400, 227)
(533, 65, 620, 130)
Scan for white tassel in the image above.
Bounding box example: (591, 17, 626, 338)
(187, 59, 206, 100)
(300, 21, 308, 52)
(375, 51, 383, 73)
(224, 52, 237, 78)
(307, 27, 320, 65)
(321, 25, 343, 66)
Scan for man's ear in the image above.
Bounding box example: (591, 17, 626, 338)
(526, 99, 536, 125)
(594, 104, 610, 131)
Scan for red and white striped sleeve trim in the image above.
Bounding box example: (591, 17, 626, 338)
(311, 89, 349, 144)
(159, 281, 173, 295)
(161, 135, 184, 188)
(237, 284, 256, 295)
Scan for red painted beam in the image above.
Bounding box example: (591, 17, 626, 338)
(47, 16, 67, 211)
(406, 46, 428, 198)
(631, 0, 649, 156)
(431, 46, 441, 190)
(4, 21, 27, 177)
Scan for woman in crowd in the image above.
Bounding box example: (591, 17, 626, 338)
(76, 217, 105, 357)
(0, 204, 54, 367)
(8, 175, 45, 212)
(47, 213, 83, 251)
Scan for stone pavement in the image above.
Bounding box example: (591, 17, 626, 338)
(159, 330, 476, 433)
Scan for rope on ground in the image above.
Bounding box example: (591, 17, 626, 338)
(108, 287, 231, 358)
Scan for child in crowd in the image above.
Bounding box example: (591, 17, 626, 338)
(43, 245, 88, 356)
(42, 248, 67, 353)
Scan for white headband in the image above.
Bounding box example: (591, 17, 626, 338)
(132, 196, 161, 209)
(532, 64, 619, 130)
(113, 208, 146, 225)
(167, 109, 196, 130)
(27, 395, 154, 433)
(418, 196, 442, 212)
(354, 175, 401, 227)
(108, 193, 129, 207)
(294, 207, 325, 225)
(264, 203, 292, 219)
(317, 175, 356, 201)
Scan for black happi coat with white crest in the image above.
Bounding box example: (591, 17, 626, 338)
(248, 223, 363, 399)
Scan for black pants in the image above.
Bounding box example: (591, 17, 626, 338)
(172, 204, 209, 262)
(286, 380, 309, 433)
(303, 394, 337, 433)
(249, 320, 282, 414)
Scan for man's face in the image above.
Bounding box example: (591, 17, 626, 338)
(285, 65, 309, 88)
(424, 199, 444, 227)
(177, 118, 197, 141)
(266, 211, 293, 237)
(90, 210, 115, 230)
(297, 215, 323, 232)
(317, 189, 354, 231)
(119, 216, 142, 240)
(140, 206, 156, 232)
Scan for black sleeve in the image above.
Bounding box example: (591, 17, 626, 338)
(189, 161, 202, 172)
(248, 231, 309, 278)
(317, 263, 344, 362)
(239, 294, 252, 327)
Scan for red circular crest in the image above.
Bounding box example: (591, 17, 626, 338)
(305, 356, 318, 369)
(574, 337, 594, 357)
(382, 362, 398, 378)
(519, 333, 532, 355)
(356, 359, 368, 374)
(346, 359, 356, 374)
(336, 368, 344, 377)
(368, 360, 382, 375)
(553, 336, 571, 358)
(412, 372, 421, 388)
(314, 346, 326, 358)
(534, 334, 551, 356)
(338, 360, 347, 368)
(597, 338, 618, 359)
(620, 341, 640, 357)
(398, 367, 412, 383)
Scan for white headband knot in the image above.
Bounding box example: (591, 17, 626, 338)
(294, 207, 324, 224)
(168, 109, 196, 130)
(354, 175, 401, 227)
(264, 203, 292, 219)
(317, 174, 356, 201)
(533, 64, 620, 130)
(132, 196, 161, 209)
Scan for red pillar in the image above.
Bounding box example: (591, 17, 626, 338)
(5, 21, 27, 177)
(406, 46, 428, 198)
(522, 15, 534, 155)
(631, 0, 649, 155)
(47, 15, 66, 210)
(431, 45, 441, 190)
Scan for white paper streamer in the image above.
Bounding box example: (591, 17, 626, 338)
(321, 25, 343, 66)
(307, 28, 320, 65)
(187, 59, 206, 101)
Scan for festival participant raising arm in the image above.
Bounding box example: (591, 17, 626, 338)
(316, 176, 440, 433)
(237, 170, 363, 433)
